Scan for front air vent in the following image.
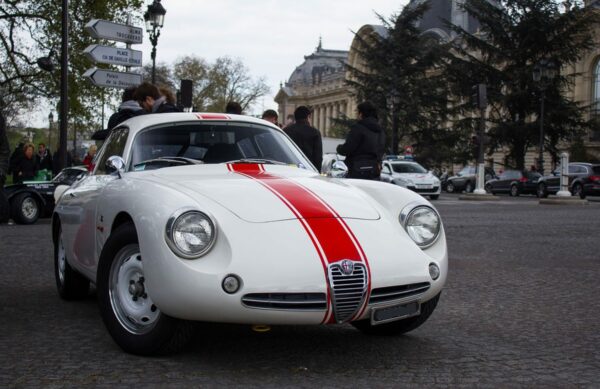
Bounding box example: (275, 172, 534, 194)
(241, 293, 327, 310)
(328, 261, 368, 323)
(369, 282, 430, 305)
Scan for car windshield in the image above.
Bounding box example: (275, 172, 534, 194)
(130, 122, 313, 170)
(391, 162, 428, 174)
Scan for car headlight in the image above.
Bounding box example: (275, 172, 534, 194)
(165, 210, 217, 259)
(393, 178, 414, 186)
(400, 204, 441, 248)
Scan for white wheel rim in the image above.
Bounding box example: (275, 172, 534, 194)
(58, 231, 66, 285)
(109, 245, 160, 334)
(21, 198, 38, 219)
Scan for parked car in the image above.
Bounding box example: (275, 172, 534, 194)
(485, 170, 541, 196)
(3, 166, 88, 224)
(537, 162, 600, 199)
(445, 166, 496, 193)
(380, 160, 441, 200)
(53, 113, 447, 355)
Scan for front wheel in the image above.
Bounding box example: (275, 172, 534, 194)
(464, 181, 474, 193)
(509, 184, 519, 197)
(11, 193, 40, 224)
(54, 224, 90, 300)
(537, 183, 548, 198)
(445, 182, 455, 193)
(352, 293, 440, 336)
(97, 222, 192, 355)
(484, 183, 492, 194)
(572, 183, 585, 199)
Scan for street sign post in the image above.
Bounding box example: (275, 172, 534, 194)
(84, 68, 142, 89)
(83, 45, 142, 67)
(85, 19, 143, 44)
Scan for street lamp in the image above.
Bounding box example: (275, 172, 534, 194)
(48, 112, 54, 150)
(532, 58, 558, 175)
(144, 0, 166, 84)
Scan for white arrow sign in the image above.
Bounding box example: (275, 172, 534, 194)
(84, 45, 143, 67)
(85, 19, 143, 44)
(84, 68, 142, 89)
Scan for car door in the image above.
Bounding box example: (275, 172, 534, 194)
(380, 162, 393, 183)
(59, 128, 129, 279)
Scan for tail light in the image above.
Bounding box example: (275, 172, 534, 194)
(519, 177, 528, 182)
(590, 175, 600, 182)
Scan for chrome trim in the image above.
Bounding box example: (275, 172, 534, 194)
(241, 293, 327, 311)
(327, 261, 368, 323)
(369, 282, 430, 305)
(370, 301, 421, 325)
(165, 208, 218, 259)
(399, 202, 442, 249)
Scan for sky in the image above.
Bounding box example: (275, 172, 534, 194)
(31, 0, 409, 127)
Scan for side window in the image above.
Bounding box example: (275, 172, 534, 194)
(94, 128, 129, 175)
(568, 165, 578, 174)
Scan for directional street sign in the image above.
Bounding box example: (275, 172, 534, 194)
(84, 68, 142, 89)
(85, 19, 143, 44)
(84, 45, 143, 67)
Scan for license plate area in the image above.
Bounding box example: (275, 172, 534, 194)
(415, 184, 433, 189)
(371, 301, 420, 325)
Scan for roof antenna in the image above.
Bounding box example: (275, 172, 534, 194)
(317, 35, 322, 51)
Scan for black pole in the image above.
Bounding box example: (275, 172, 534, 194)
(478, 107, 485, 166)
(59, 0, 68, 171)
(151, 43, 156, 84)
(538, 90, 545, 175)
(392, 107, 399, 155)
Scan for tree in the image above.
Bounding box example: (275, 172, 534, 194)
(444, 0, 600, 169)
(346, 3, 453, 167)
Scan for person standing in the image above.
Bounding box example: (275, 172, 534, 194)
(82, 144, 97, 172)
(134, 82, 181, 114)
(36, 143, 53, 173)
(14, 143, 39, 183)
(261, 109, 280, 126)
(107, 86, 146, 129)
(336, 101, 385, 180)
(0, 111, 10, 223)
(225, 101, 242, 115)
(284, 106, 322, 172)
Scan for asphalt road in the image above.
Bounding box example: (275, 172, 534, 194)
(1, 194, 599, 387)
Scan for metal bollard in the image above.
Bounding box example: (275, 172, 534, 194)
(556, 152, 571, 197)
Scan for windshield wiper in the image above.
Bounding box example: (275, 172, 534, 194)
(226, 158, 288, 166)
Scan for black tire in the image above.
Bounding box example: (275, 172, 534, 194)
(509, 184, 519, 197)
(484, 183, 492, 194)
(572, 183, 585, 199)
(352, 293, 440, 336)
(446, 182, 455, 193)
(465, 181, 474, 193)
(54, 224, 90, 300)
(10, 192, 40, 224)
(429, 195, 439, 200)
(97, 222, 192, 355)
(537, 183, 548, 198)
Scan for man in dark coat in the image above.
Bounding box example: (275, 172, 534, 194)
(107, 86, 146, 129)
(36, 143, 53, 173)
(284, 106, 322, 172)
(134, 82, 181, 114)
(0, 111, 10, 222)
(336, 101, 385, 180)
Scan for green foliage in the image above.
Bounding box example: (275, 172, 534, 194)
(444, 0, 599, 170)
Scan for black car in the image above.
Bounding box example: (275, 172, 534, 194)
(537, 162, 600, 199)
(445, 166, 496, 193)
(485, 169, 541, 196)
(3, 166, 88, 224)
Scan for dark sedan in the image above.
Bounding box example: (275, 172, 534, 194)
(3, 166, 88, 224)
(445, 166, 496, 193)
(485, 170, 541, 196)
(537, 162, 600, 199)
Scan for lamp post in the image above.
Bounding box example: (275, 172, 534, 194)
(386, 92, 400, 155)
(532, 59, 558, 175)
(144, 0, 166, 84)
(48, 112, 54, 150)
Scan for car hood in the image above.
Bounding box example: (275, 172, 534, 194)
(143, 164, 381, 223)
(392, 173, 436, 181)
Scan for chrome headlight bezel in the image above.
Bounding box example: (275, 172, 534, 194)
(399, 203, 441, 249)
(165, 209, 217, 259)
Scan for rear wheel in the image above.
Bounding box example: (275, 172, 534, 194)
(509, 184, 519, 197)
(446, 182, 455, 193)
(11, 193, 40, 224)
(572, 183, 585, 199)
(484, 183, 492, 194)
(97, 222, 192, 355)
(54, 224, 90, 300)
(537, 183, 548, 198)
(464, 181, 474, 193)
(352, 294, 440, 336)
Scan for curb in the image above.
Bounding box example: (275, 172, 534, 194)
(539, 196, 589, 205)
(458, 194, 501, 201)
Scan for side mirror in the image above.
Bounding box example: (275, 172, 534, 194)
(106, 156, 125, 178)
(329, 161, 348, 178)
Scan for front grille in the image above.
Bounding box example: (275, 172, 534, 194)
(328, 261, 368, 323)
(241, 293, 327, 310)
(409, 186, 440, 194)
(369, 282, 430, 304)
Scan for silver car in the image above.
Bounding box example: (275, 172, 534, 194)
(380, 160, 441, 200)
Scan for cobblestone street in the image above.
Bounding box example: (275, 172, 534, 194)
(1, 196, 599, 387)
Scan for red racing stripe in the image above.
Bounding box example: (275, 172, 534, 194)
(228, 163, 372, 323)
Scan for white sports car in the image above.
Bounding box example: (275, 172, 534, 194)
(52, 113, 447, 355)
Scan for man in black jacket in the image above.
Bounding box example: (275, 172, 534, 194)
(0, 111, 10, 222)
(107, 86, 145, 129)
(284, 106, 322, 172)
(336, 101, 385, 180)
(134, 82, 181, 114)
